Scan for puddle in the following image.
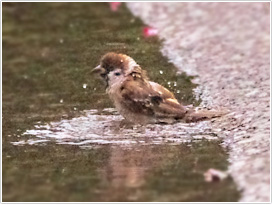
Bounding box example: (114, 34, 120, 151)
(3, 2, 239, 202)
(6, 108, 239, 202)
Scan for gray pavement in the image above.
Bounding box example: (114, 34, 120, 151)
(127, 2, 270, 202)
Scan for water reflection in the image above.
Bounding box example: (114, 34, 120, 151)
(4, 140, 239, 202)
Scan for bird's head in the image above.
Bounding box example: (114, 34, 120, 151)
(92, 52, 148, 87)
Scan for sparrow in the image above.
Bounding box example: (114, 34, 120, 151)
(92, 52, 222, 124)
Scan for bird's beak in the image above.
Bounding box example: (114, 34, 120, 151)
(91, 65, 102, 74)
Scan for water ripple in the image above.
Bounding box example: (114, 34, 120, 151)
(12, 108, 218, 148)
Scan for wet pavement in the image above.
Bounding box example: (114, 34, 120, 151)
(3, 3, 239, 202)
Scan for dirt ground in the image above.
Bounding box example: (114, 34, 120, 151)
(127, 2, 270, 202)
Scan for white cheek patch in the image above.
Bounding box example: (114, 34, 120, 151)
(108, 69, 124, 87)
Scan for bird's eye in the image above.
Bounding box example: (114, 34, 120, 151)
(115, 72, 121, 76)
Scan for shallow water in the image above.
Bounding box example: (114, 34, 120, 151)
(3, 2, 239, 202)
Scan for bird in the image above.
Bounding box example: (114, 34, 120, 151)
(92, 52, 223, 124)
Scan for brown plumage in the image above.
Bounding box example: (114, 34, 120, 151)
(92, 52, 222, 124)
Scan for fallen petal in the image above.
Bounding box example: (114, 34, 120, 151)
(109, 2, 121, 12)
(143, 27, 158, 37)
(204, 168, 228, 182)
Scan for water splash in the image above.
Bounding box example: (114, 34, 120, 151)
(12, 108, 218, 148)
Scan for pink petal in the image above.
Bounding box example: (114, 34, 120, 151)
(109, 2, 121, 12)
(143, 27, 158, 37)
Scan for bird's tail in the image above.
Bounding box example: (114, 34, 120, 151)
(184, 108, 227, 123)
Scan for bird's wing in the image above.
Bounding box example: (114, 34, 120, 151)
(149, 81, 187, 118)
(120, 79, 186, 118)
